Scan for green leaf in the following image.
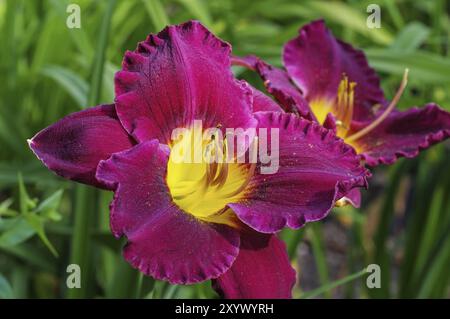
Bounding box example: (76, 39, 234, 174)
(0, 243, 56, 272)
(41, 66, 88, 108)
(175, 0, 212, 27)
(370, 161, 410, 298)
(366, 49, 450, 84)
(24, 213, 58, 257)
(304, 1, 393, 45)
(0, 217, 35, 247)
(34, 189, 63, 222)
(389, 22, 430, 52)
(0, 198, 16, 217)
(17, 173, 37, 214)
(417, 232, 450, 298)
(0, 274, 14, 299)
(142, 0, 170, 31)
(280, 228, 305, 260)
(301, 268, 367, 299)
(411, 186, 444, 282)
(382, 0, 404, 31)
(87, 0, 117, 106)
(17, 173, 60, 256)
(309, 223, 331, 298)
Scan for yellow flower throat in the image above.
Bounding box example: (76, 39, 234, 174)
(166, 126, 255, 227)
(310, 75, 356, 138)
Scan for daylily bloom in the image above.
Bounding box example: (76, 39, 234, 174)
(28, 21, 369, 298)
(235, 20, 450, 176)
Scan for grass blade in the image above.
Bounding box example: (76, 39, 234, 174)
(143, 0, 169, 31)
(41, 66, 88, 108)
(389, 22, 430, 52)
(301, 268, 367, 299)
(309, 223, 331, 298)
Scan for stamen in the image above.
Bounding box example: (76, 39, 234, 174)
(334, 74, 356, 137)
(346, 69, 409, 143)
(167, 125, 254, 222)
(224, 137, 258, 198)
(203, 137, 219, 187)
(211, 136, 229, 187)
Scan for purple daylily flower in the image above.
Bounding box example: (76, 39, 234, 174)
(28, 21, 369, 298)
(235, 19, 450, 168)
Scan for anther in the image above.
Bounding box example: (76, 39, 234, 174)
(346, 69, 409, 143)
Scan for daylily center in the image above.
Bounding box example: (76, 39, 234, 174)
(310, 70, 409, 149)
(166, 125, 255, 226)
(310, 74, 356, 137)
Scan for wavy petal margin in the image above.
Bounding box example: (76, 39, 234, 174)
(229, 112, 369, 233)
(351, 104, 450, 166)
(213, 229, 296, 299)
(96, 140, 240, 284)
(115, 20, 256, 144)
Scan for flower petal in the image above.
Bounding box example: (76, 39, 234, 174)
(28, 104, 134, 188)
(336, 188, 361, 208)
(96, 140, 240, 284)
(283, 20, 385, 121)
(351, 104, 450, 166)
(229, 112, 369, 233)
(213, 229, 296, 299)
(255, 61, 313, 119)
(251, 85, 284, 113)
(232, 55, 312, 119)
(115, 20, 256, 144)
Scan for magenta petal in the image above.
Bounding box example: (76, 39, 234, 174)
(251, 85, 284, 113)
(28, 104, 134, 188)
(353, 104, 450, 166)
(229, 112, 369, 233)
(213, 230, 296, 299)
(283, 20, 385, 121)
(232, 55, 312, 119)
(338, 188, 361, 208)
(255, 61, 313, 119)
(96, 140, 240, 284)
(322, 112, 337, 132)
(115, 20, 256, 144)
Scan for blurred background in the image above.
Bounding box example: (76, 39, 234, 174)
(0, 0, 449, 299)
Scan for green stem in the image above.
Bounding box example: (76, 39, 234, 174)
(67, 0, 116, 299)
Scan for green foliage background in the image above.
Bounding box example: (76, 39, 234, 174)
(0, 0, 449, 299)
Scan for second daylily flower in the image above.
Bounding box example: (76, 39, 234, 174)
(28, 21, 369, 298)
(236, 20, 450, 168)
